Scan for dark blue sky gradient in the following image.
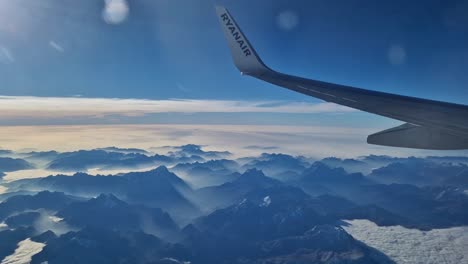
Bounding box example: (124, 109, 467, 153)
(0, 0, 467, 104)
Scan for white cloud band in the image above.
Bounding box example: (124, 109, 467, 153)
(0, 96, 355, 118)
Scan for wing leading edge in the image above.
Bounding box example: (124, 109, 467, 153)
(215, 6, 468, 150)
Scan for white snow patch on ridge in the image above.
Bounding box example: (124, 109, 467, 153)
(48, 216, 63, 223)
(260, 196, 271, 207)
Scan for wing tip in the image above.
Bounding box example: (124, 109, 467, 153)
(215, 5, 271, 76)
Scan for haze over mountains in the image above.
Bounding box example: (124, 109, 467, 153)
(0, 144, 467, 264)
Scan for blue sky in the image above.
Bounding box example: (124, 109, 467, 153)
(1, 0, 468, 101)
(0, 0, 467, 156)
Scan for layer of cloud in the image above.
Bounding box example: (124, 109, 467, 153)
(0, 96, 355, 119)
(1, 123, 465, 182)
(1, 239, 45, 264)
(0, 124, 460, 164)
(343, 220, 468, 264)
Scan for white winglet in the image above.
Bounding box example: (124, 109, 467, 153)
(215, 6, 270, 76)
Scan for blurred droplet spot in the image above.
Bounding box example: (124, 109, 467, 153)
(388, 44, 406, 65)
(276, 10, 299, 31)
(102, 0, 129, 25)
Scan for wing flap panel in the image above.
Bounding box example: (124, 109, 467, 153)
(367, 123, 468, 150)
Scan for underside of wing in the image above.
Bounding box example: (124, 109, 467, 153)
(367, 123, 468, 150)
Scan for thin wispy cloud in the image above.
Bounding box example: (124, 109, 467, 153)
(0, 46, 14, 64)
(0, 96, 355, 119)
(49, 41, 64, 53)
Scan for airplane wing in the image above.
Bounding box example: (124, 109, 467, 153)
(215, 6, 468, 150)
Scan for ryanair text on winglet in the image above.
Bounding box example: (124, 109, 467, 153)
(220, 13, 252, 57)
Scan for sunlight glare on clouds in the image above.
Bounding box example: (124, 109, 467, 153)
(102, 0, 129, 25)
(0, 1, 29, 36)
